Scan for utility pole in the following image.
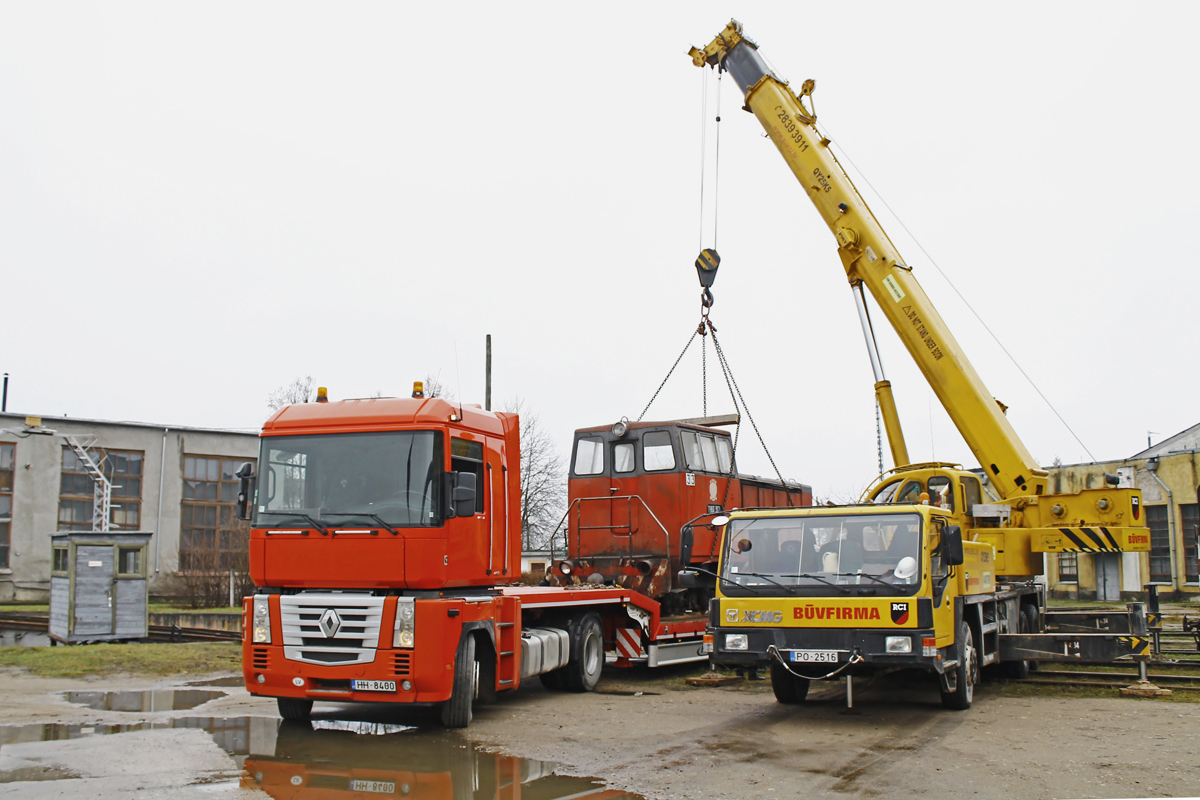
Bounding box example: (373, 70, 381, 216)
(2, 373, 7, 412)
(485, 335, 492, 411)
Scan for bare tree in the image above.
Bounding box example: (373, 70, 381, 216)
(267, 376, 315, 411)
(423, 373, 454, 401)
(504, 398, 566, 551)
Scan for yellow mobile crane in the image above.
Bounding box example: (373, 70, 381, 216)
(680, 21, 1152, 709)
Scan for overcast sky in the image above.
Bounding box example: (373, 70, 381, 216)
(2, 2, 1197, 500)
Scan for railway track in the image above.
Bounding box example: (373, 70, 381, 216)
(0, 612, 240, 643)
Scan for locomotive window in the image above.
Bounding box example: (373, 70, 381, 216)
(643, 431, 676, 471)
(574, 437, 604, 475)
(716, 437, 733, 474)
(680, 431, 703, 471)
(613, 443, 635, 473)
(680, 430, 724, 473)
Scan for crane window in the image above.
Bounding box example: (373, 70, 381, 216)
(574, 437, 604, 476)
(895, 481, 924, 504)
(962, 475, 982, 510)
(613, 443, 635, 474)
(643, 431, 676, 471)
(927, 476, 954, 511)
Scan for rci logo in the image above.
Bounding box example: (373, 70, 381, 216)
(890, 602, 910, 625)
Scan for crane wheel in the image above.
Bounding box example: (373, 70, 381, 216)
(941, 621, 978, 710)
(769, 662, 809, 704)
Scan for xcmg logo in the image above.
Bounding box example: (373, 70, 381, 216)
(726, 608, 783, 624)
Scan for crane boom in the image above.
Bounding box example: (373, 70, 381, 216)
(690, 22, 1046, 500)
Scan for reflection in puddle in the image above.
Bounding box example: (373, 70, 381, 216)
(0, 717, 647, 798)
(184, 675, 245, 688)
(63, 689, 226, 712)
(0, 628, 49, 647)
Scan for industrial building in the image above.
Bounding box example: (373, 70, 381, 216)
(1045, 422, 1199, 601)
(0, 412, 257, 602)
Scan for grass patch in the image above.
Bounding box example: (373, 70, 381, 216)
(147, 604, 241, 615)
(0, 642, 242, 678)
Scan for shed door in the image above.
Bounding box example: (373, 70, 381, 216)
(73, 545, 115, 637)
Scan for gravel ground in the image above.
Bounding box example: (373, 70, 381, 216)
(0, 668, 1197, 799)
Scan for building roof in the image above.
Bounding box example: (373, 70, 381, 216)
(0, 411, 259, 438)
(1130, 422, 1200, 460)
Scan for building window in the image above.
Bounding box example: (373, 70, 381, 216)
(57, 448, 143, 531)
(1057, 551, 1078, 582)
(1146, 505, 1172, 584)
(1182, 503, 1198, 584)
(0, 443, 13, 569)
(116, 546, 144, 578)
(180, 456, 253, 572)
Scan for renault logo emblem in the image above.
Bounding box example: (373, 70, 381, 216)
(319, 609, 342, 638)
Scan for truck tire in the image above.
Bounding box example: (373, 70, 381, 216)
(941, 621, 978, 710)
(277, 697, 313, 721)
(441, 633, 477, 728)
(562, 613, 604, 693)
(1000, 607, 1033, 680)
(769, 661, 809, 704)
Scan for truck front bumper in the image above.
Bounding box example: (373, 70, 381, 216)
(710, 626, 945, 675)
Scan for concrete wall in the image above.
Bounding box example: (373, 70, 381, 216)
(1046, 449, 1200, 600)
(0, 413, 257, 602)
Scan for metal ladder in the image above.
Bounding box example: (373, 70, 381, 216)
(62, 435, 111, 532)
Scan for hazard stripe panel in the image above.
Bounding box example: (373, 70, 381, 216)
(615, 628, 642, 659)
(1058, 527, 1120, 552)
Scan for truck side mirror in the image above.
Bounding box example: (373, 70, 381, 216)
(450, 472, 477, 518)
(236, 462, 256, 521)
(942, 524, 965, 566)
(680, 526, 694, 565)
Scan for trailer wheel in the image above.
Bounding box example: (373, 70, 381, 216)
(277, 697, 313, 721)
(441, 633, 477, 728)
(941, 621, 978, 710)
(1001, 607, 1034, 680)
(769, 661, 809, 704)
(562, 613, 604, 692)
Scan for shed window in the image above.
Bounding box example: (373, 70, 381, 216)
(52, 546, 69, 575)
(117, 547, 143, 577)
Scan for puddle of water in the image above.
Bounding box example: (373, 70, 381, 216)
(0, 628, 49, 647)
(184, 676, 245, 688)
(0, 717, 648, 798)
(63, 689, 226, 712)
(594, 690, 660, 697)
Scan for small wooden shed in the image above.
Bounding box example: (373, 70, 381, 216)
(49, 531, 153, 644)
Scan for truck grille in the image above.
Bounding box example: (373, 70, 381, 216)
(280, 593, 385, 666)
(392, 652, 411, 677)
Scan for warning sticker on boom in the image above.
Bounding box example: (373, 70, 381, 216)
(882, 274, 905, 302)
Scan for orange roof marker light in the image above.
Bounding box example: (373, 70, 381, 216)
(316, 387, 328, 403)
(412, 381, 425, 399)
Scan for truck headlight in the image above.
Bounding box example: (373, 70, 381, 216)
(252, 596, 272, 644)
(725, 633, 749, 651)
(393, 598, 416, 649)
(885, 635, 912, 654)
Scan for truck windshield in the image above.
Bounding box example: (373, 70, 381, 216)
(255, 432, 442, 528)
(721, 513, 922, 597)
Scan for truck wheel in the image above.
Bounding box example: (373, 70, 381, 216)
(277, 697, 313, 721)
(562, 613, 604, 693)
(769, 661, 809, 704)
(441, 633, 477, 728)
(1001, 607, 1033, 680)
(941, 621, 978, 710)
